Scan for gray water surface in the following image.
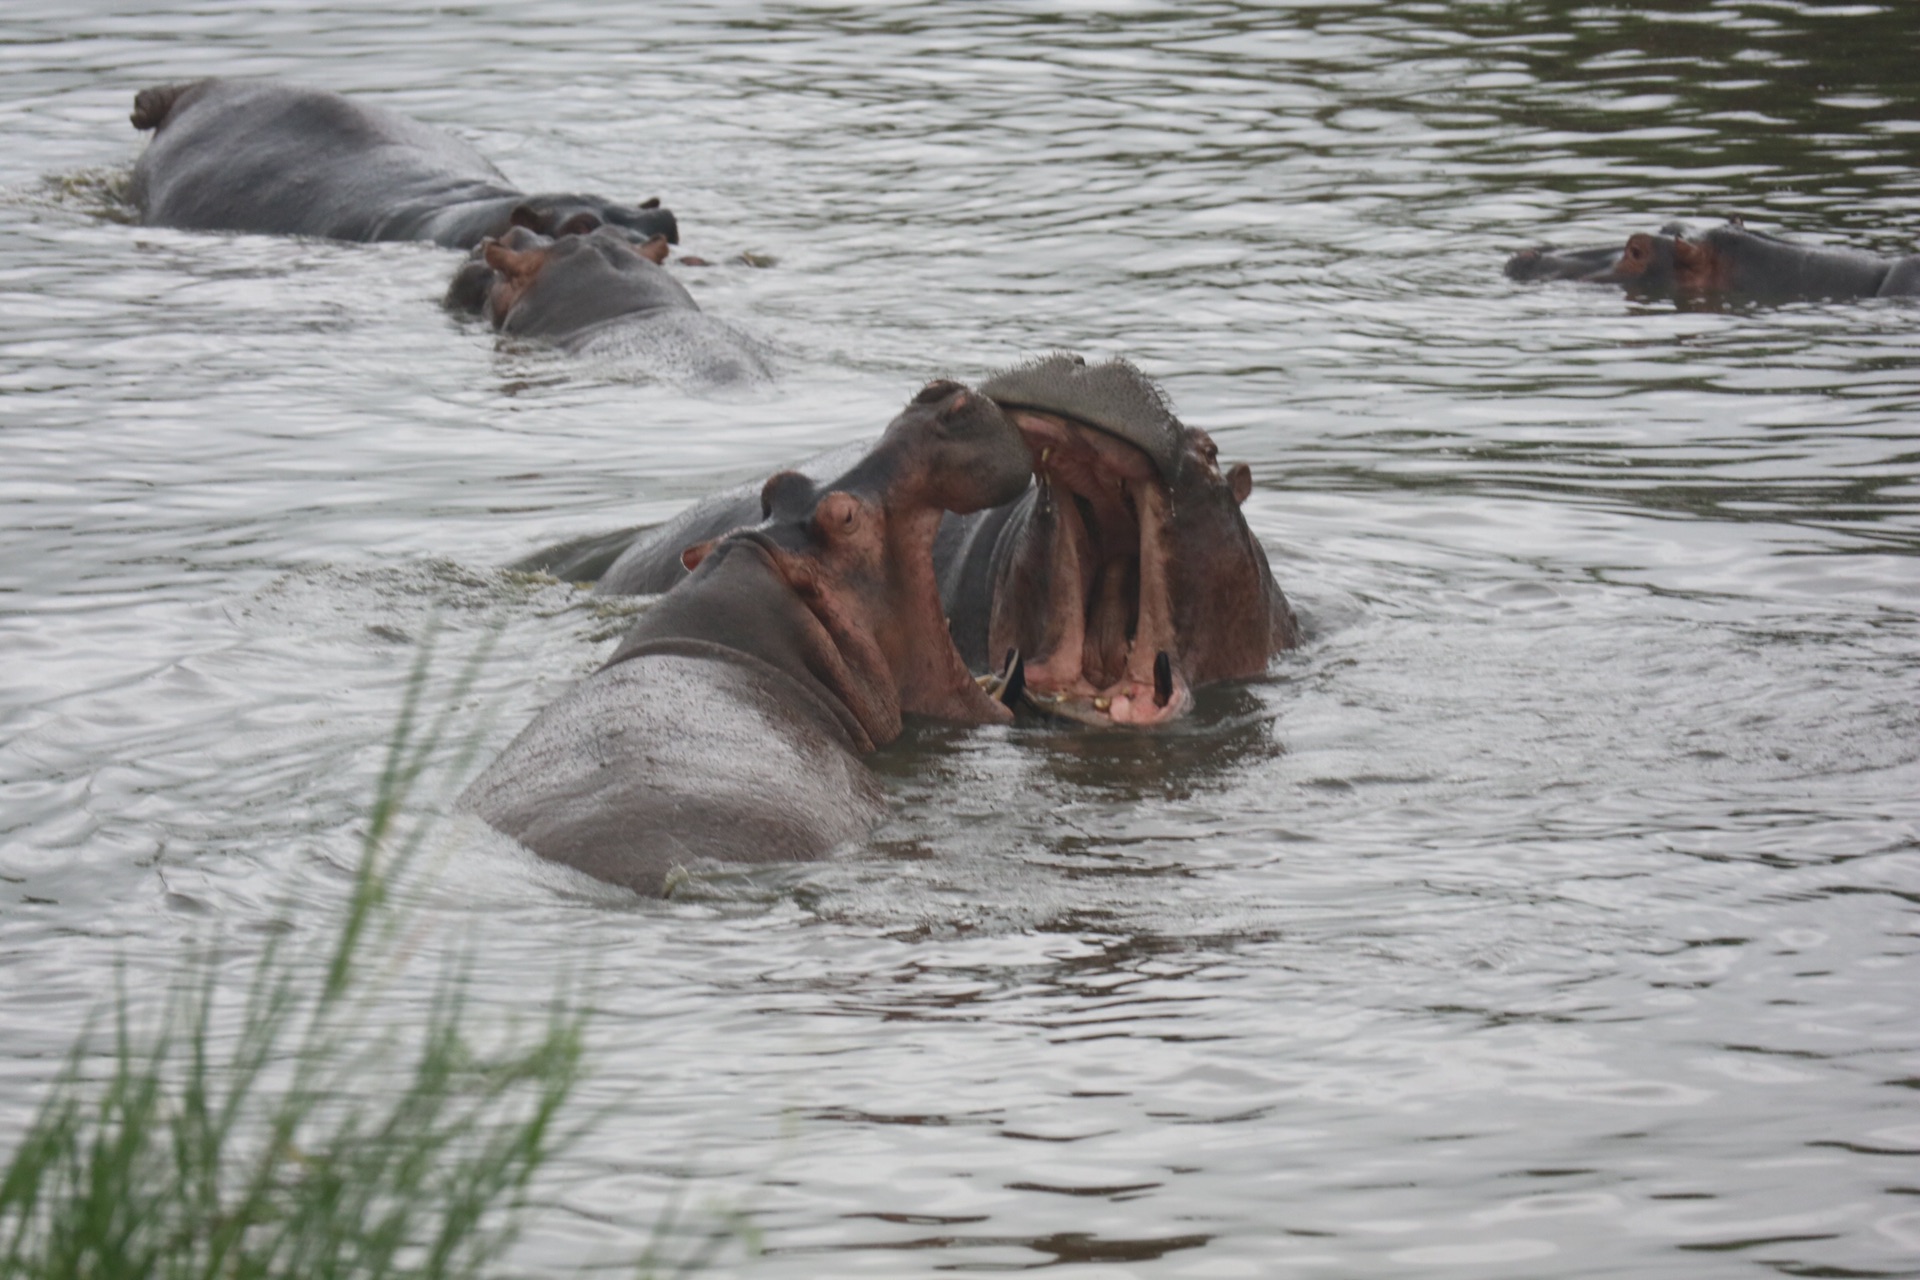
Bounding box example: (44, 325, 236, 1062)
(3, 3, 1918, 1276)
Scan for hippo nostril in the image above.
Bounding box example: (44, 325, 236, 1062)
(914, 379, 962, 405)
(1153, 651, 1172, 707)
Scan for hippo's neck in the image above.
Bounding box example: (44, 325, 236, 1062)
(385, 191, 528, 249)
(603, 543, 896, 753)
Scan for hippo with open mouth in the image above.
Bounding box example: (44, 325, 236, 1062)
(459, 380, 1031, 896)
(551, 355, 1298, 728)
(945, 354, 1299, 725)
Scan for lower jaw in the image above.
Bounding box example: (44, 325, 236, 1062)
(1020, 678, 1191, 727)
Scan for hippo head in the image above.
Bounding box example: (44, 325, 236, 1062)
(460, 226, 676, 336)
(507, 194, 679, 246)
(679, 381, 1035, 746)
(1504, 243, 1625, 282)
(978, 354, 1298, 727)
(443, 224, 550, 315)
(1584, 230, 1683, 292)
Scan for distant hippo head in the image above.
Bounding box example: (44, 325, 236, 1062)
(443, 224, 550, 315)
(976, 354, 1298, 727)
(452, 226, 682, 338)
(507, 194, 678, 245)
(674, 381, 1035, 742)
(1584, 230, 1684, 292)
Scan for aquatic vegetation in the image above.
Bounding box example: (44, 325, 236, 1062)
(0, 638, 747, 1279)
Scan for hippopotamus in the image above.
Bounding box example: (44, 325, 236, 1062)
(545, 355, 1298, 728)
(445, 225, 772, 383)
(1506, 220, 1920, 301)
(128, 78, 678, 249)
(458, 380, 1032, 896)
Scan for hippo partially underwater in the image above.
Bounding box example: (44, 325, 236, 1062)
(128, 78, 678, 249)
(459, 381, 1033, 896)
(445, 226, 772, 385)
(1506, 219, 1920, 302)
(523, 354, 1299, 728)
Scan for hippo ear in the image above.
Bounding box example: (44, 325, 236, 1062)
(680, 538, 718, 572)
(914, 379, 966, 406)
(637, 234, 670, 266)
(639, 196, 661, 210)
(761, 470, 817, 519)
(1228, 462, 1253, 506)
(483, 239, 542, 282)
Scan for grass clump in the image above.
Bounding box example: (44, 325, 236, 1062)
(0, 636, 592, 1279)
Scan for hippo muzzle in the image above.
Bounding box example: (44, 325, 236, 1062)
(978, 355, 1297, 728)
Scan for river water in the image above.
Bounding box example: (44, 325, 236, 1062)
(3, 2, 1918, 1276)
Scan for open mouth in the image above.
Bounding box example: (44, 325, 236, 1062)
(986, 409, 1190, 727)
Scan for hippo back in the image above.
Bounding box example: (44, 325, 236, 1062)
(1878, 256, 1920, 297)
(596, 442, 866, 595)
(131, 78, 514, 242)
(1706, 226, 1893, 301)
(459, 649, 884, 897)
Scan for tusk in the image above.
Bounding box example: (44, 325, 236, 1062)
(998, 648, 1025, 707)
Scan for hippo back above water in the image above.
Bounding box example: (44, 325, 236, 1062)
(459, 381, 1033, 896)
(128, 78, 678, 249)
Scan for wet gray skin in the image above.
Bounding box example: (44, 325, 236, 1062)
(1507, 219, 1920, 300)
(448, 226, 773, 383)
(129, 78, 678, 249)
(476, 227, 700, 343)
(565, 354, 1297, 728)
(460, 381, 1031, 896)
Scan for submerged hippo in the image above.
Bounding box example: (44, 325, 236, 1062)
(547, 355, 1298, 728)
(128, 78, 678, 249)
(1506, 219, 1920, 301)
(446, 225, 772, 383)
(459, 381, 1031, 896)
